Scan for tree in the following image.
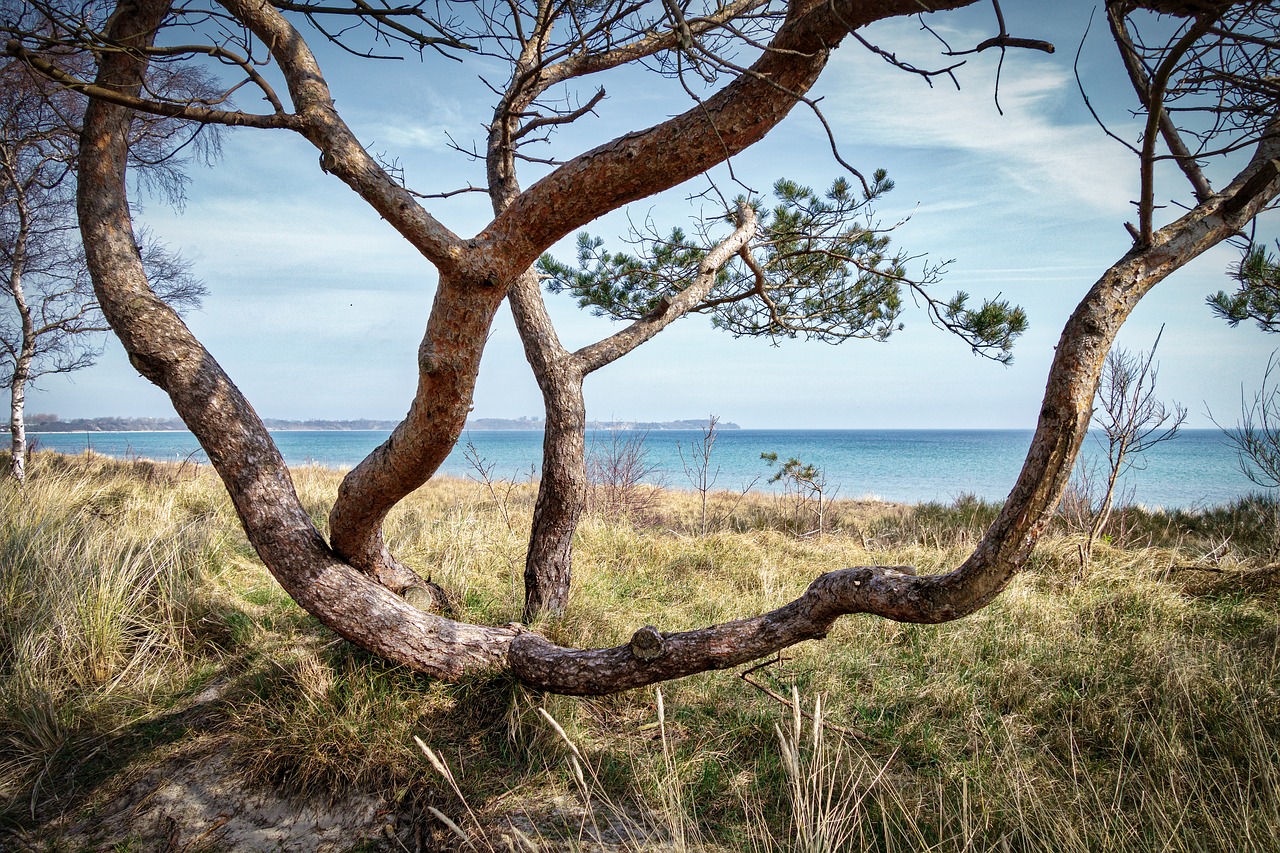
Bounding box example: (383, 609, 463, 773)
(680, 415, 725, 537)
(762, 452, 832, 536)
(0, 44, 207, 483)
(1221, 352, 1280, 490)
(518, 178, 1025, 616)
(1209, 243, 1280, 555)
(1208, 241, 1280, 332)
(1214, 353, 1280, 559)
(1077, 330, 1187, 568)
(3, 0, 1278, 695)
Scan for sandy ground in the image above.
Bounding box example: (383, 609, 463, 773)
(12, 743, 401, 852)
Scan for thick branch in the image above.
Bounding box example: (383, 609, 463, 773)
(484, 0, 981, 272)
(77, 0, 516, 676)
(574, 203, 758, 375)
(509, 129, 1280, 694)
(217, 0, 469, 273)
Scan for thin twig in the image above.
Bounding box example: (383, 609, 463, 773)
(739, 658, 869, 739)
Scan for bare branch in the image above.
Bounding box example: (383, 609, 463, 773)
(3, 39, 300, 129)
(512, 87, 606, 142)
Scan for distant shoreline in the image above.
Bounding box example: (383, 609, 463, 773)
(18, 416, 740, 433)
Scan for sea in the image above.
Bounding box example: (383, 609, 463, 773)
(27, 427, 1261, 510)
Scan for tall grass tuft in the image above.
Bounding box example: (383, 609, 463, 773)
(0, 454, 233, 812)
(2, 453, 1277, 851)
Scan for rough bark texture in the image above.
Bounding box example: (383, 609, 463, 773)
(64, 0, 1280, 695)
(509, 138, 1280, 693)
(510, 209, 758, 620)
(3, 140, 33, 484)
(327, 271, 508, 595)
(508, 270, 587, 622)
(77, 0, 519, 681)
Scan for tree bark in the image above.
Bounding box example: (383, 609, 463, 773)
(7, 318, 31, 485)
(510, 209, 758, 620)
(507, 270, 588, 622)
(66, 0, 1280, 697)
(76, 0, 520, 680)
(327, 271, 509, 598)
(4, 175, 32, 484)
(508, 140, 1280, 694)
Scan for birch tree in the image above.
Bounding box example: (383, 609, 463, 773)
(0, 51, 206, 483)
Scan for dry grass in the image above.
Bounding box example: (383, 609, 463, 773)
(1, 450, 1277, 851)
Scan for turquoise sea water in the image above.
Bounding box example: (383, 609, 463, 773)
(29, 427, 1259, 509)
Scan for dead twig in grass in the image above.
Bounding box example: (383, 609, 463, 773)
(739, 657, 868, 740)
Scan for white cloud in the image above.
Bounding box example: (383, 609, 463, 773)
(363, 121, 453, 152)
(819, 21, 1139, 217)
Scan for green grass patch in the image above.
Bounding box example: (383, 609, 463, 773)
(1, 451, 1277, 851)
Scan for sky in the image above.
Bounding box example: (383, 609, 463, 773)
(28, 1, 1280, 430)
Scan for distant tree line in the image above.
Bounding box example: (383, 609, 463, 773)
(15, 414, 402, 432)
(465, 417, 740, 431)
(10, 414, 738, 432)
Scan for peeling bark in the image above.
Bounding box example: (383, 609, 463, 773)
(5, 221, 31, 484)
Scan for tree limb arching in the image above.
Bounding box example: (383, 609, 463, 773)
(320, 0, 980, 596)
(483, 0, 980, 270)
(509, 126, 1280, 694)
(77, 0, 521, 676)
(68, 0, 1280, 697)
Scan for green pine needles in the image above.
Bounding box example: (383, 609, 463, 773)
(1208, 240, 1280, 333)
(538, 173, 1028, 362)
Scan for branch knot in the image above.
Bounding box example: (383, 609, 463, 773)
(629, 625, 665, 661)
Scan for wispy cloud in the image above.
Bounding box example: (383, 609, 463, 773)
(358, 88, 472, 154)
(363, 122, 454, 152)
(820, 19, 1138, 217)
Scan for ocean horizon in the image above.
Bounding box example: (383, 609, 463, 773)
(25, 427, 1262, 510)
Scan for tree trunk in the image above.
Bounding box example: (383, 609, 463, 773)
(65, 0, 1280, 697)
(5, 224, 31, 484)
(8, 353, 28, 484)
(76, 0, 520, 680)
(508, 211, 759, 620)
(522, 374, 587, 621)
(508, 271, 587, 620)
(327, 272, 509, 601)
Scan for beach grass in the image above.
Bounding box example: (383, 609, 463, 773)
(0, 450, 1277, 850)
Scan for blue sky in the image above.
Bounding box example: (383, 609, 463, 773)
(33, 2, 1278, 429)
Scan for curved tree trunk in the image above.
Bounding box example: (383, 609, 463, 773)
(326, 272, 509, 602)
(76, 0, 520, 680)
(508, 147, 1280, 694)
(509, 272, 587, 621)
(67, 0, 1280, 697)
